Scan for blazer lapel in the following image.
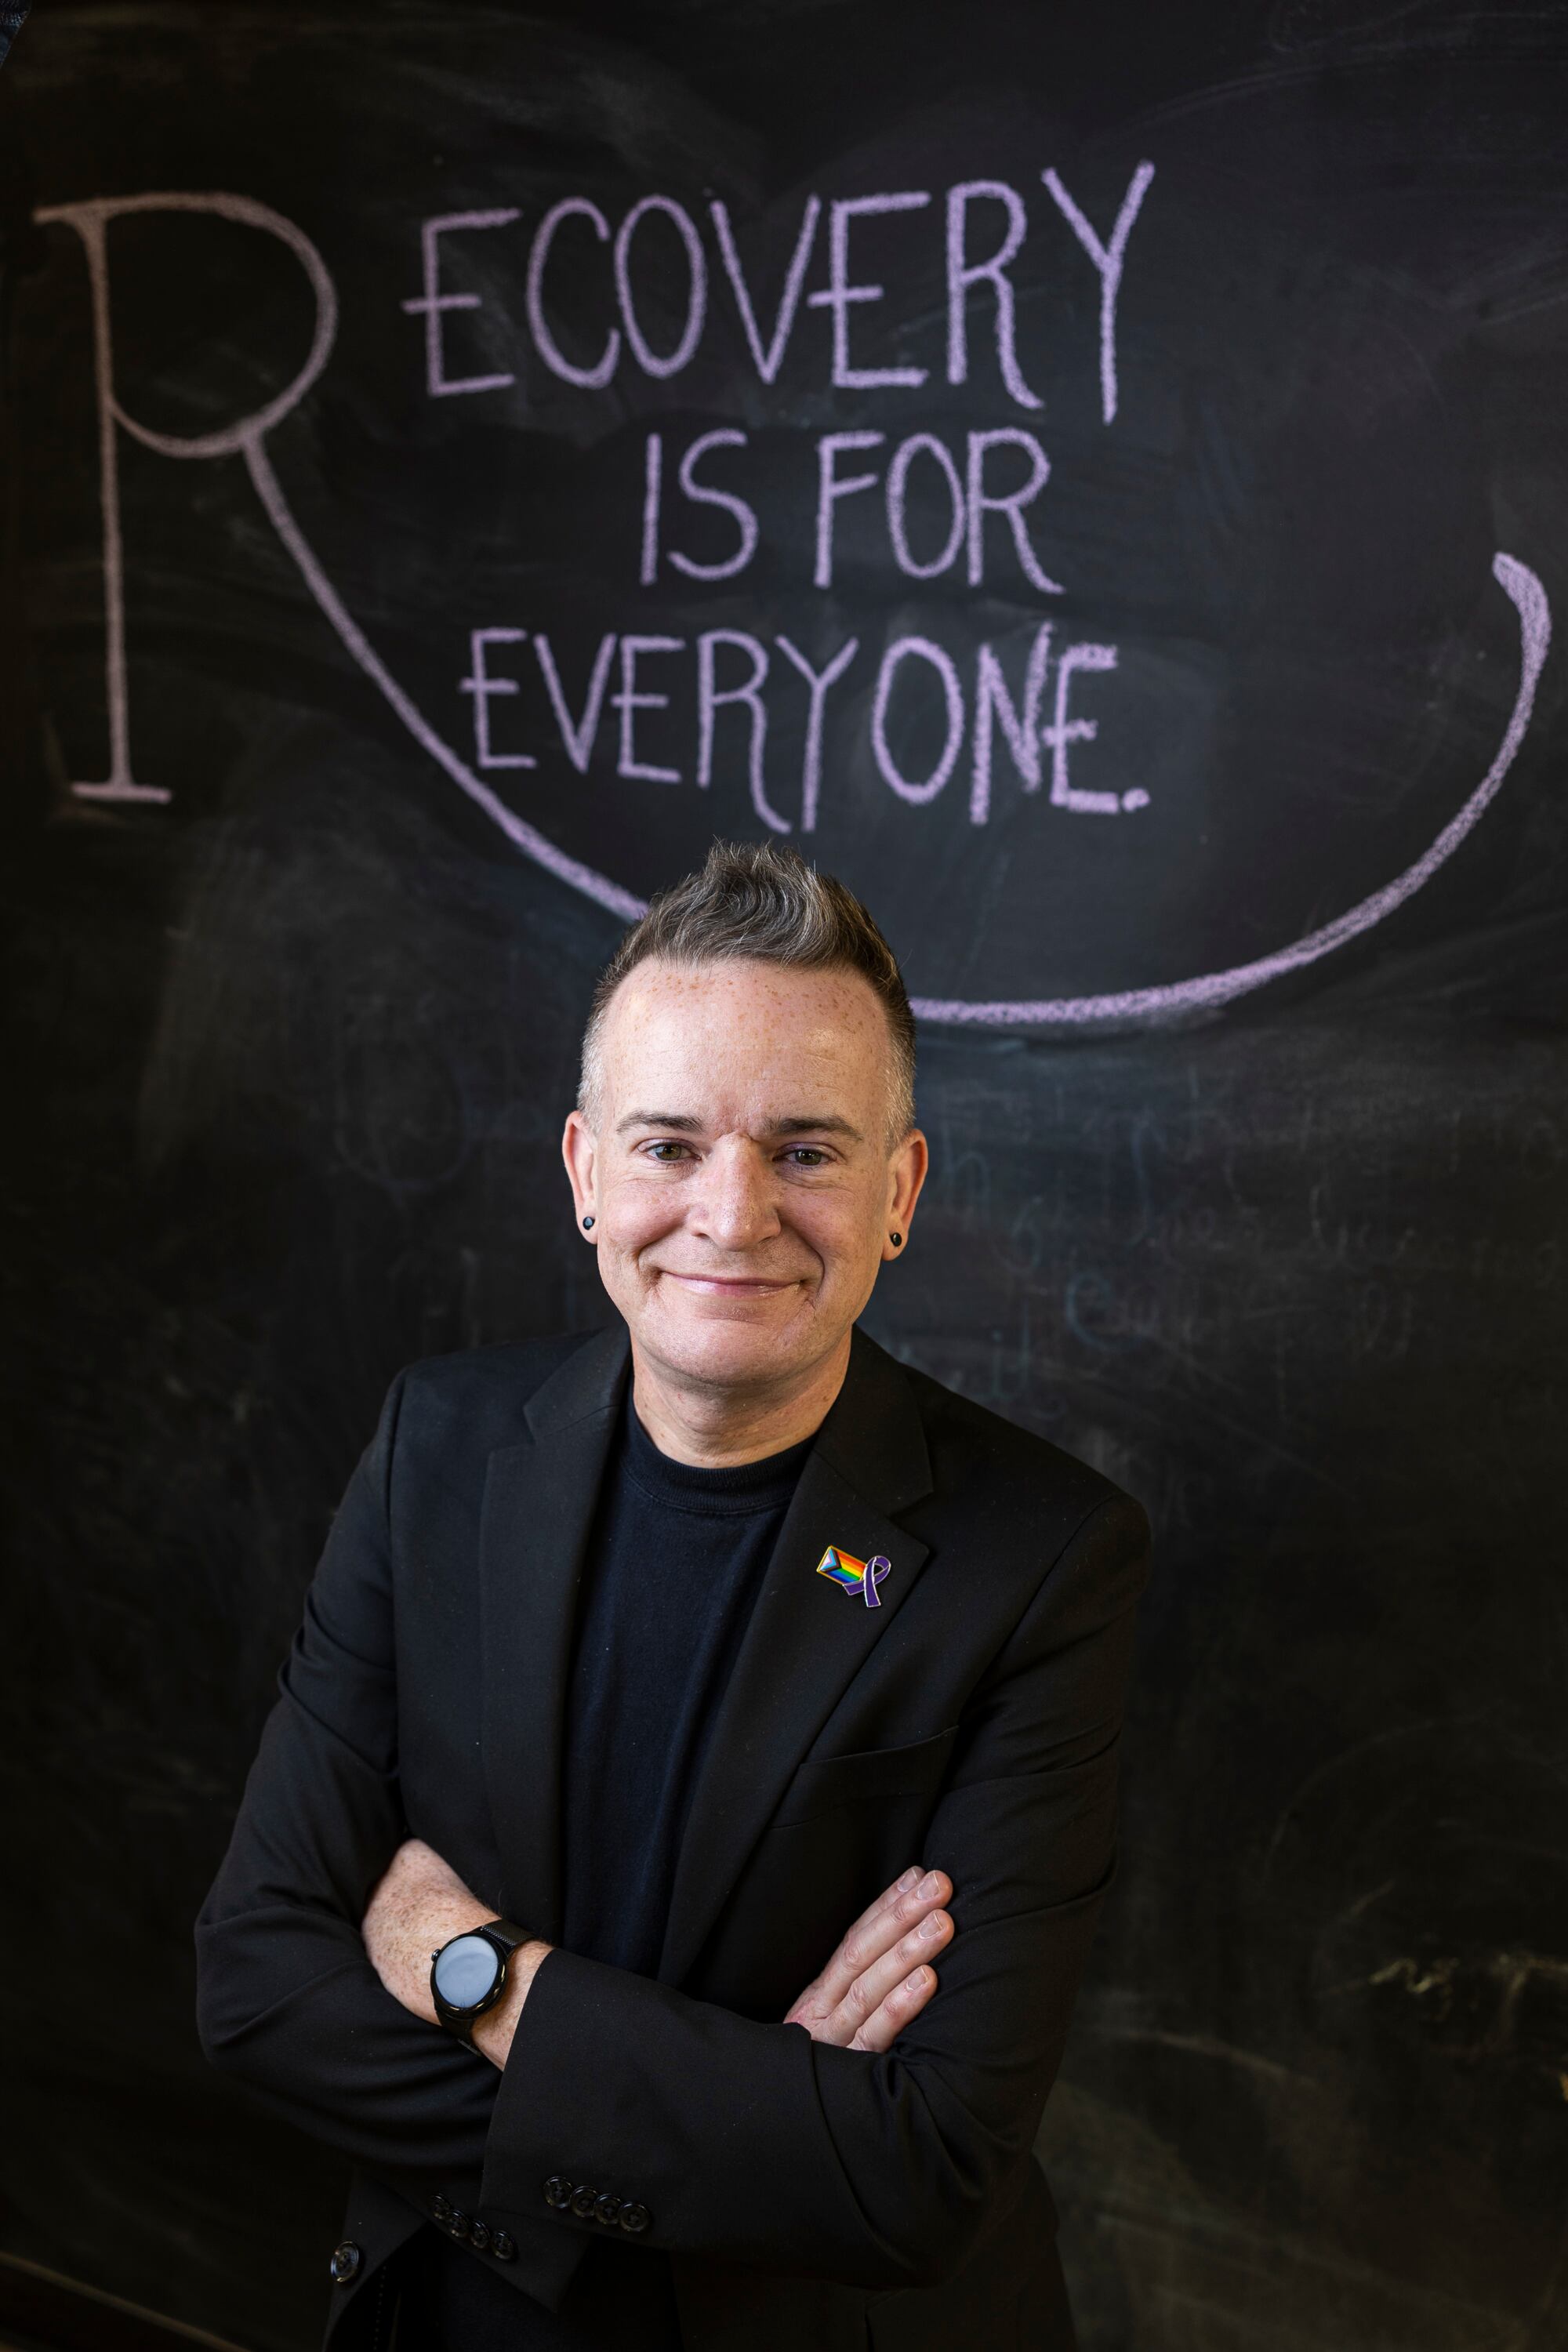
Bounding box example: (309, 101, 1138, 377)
(478, 1323, 630, 1941)
(656, 1327, 934, 1987)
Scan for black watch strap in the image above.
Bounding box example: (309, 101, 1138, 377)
(480, 1918, 532, 1959)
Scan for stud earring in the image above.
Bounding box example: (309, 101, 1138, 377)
(582, 1214, 595, 1230)
(890, 1231, 902, 1247)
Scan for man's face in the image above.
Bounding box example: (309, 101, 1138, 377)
(561, 958, 927, 1399)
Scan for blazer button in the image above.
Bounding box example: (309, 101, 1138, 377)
(430, 2194, 452, 2223)
(593, 2193, 622, 2227)
(445, 2209, 473, 2241)
(492, 2230, 517, 2262)
(543, 2175, 572, 2210)
(570, 2183, 597, 2220)
(328, 2242, 362, 2285)
(469, 2220, 492, 2252)
(619, 2203, 651, 2235)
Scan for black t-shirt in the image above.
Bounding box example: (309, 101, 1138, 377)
(404, 1379, 815, 2350)
(561, 1377, 816, 1979)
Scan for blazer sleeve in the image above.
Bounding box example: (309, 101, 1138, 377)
(481, 1488, 1152, 2293)
(192, 1370, 502, 2183)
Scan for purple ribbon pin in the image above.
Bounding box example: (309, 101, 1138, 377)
(815, 1547, 895, 1606)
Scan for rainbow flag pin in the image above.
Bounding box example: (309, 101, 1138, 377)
(815, 1544, 893, 1608)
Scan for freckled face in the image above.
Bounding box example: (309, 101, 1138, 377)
(563, 959, 923, 1397)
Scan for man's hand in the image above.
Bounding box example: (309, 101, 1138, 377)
(783, 1866, 953, 2053)
(360, 1837, 552, 2069)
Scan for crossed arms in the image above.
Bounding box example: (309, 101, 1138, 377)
(360, 1836, 959, 2070)
(194, 1385, 1150, 2297)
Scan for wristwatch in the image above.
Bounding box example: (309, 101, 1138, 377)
(430, 1918, 534, 2049)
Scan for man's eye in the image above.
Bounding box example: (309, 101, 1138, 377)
(785, 1147, 829, 1166)
(646, 1141, 692, 1161)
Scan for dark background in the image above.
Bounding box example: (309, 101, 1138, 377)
(4, 3, 1566, 2347)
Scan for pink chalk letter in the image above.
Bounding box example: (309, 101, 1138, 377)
(1041, 162, 1155, 426)
(401, 211, 520, 399)
(33, 190, 339, 804)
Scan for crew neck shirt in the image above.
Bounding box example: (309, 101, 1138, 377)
(561, 1377, 817, 1978)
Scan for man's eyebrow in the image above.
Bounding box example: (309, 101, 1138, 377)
(767, 1115, 864, 1142)
(613, 1111, 866, 1142)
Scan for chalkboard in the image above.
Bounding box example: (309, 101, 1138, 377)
(4, 5, 1566, 2347)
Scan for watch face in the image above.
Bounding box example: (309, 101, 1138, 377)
(433, 1931, 500, 2013)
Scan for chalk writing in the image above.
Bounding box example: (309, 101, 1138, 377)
(401, 210, 520, 398)
(1040, 163, 1156, 426)
(710, 195, 822, 384)
(32, 190, 339, 802)
(446, 622, 1128, 829)
(459, 629, 536, 771)
(32, 187, 1553, 1025)
(390, 171, 1151, 404)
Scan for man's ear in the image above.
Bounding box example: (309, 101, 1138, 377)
(883, 1126, 929, 1257)
(561, 1109, 599, 1230)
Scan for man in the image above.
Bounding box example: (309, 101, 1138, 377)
(195, 840, 1152, 2352)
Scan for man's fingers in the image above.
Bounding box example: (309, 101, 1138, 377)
(829, 1907, 953, 2040)
(825, 1866, 931, 1975)
(814, 1867, 951, 2013)
(844, 1865, 927, 1947)
(780, 1866, 956, 2038)
(849, 1962, 941, 2055)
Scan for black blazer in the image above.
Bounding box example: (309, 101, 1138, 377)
(195, 1322, 1152, 2352)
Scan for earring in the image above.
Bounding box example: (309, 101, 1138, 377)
(890, 1231, 902, 1247)
(582, 1214, 596, 1230)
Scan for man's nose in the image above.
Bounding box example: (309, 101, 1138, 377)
(691, 1138, 782, 1249)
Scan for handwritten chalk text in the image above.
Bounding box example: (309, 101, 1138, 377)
(456, 622, 1141, 829)
(403, 172, 1155, 411)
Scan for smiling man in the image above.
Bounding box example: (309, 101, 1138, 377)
(195, 841, 1152, 2352)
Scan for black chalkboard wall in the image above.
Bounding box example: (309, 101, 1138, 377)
(4, 2, 1566, 2346)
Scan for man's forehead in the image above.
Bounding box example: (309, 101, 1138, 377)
(596, 959, 892, 1116)
(604, 958, 886, 1044)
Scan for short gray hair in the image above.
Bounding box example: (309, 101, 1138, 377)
(578, 841, 916, 1144)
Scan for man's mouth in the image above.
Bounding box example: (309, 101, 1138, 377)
(655, 1270, 802, 1296)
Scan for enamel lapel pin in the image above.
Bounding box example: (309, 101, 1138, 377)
(815, 1544, 893, 1608)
